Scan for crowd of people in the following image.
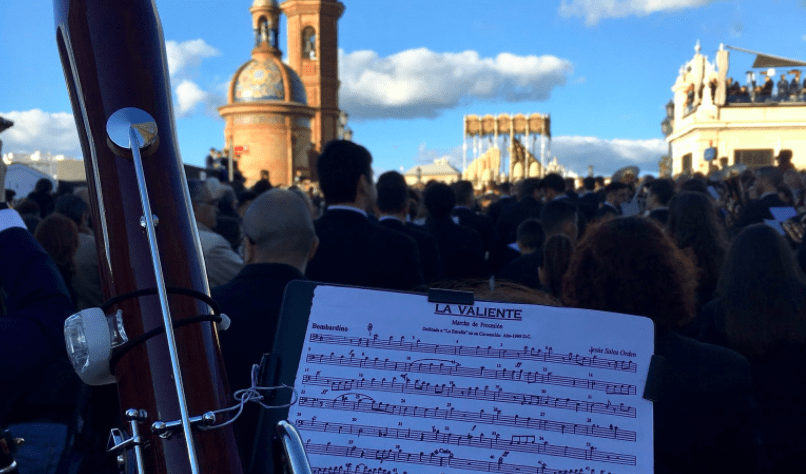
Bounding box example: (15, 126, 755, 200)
(3, 140, 806, 472)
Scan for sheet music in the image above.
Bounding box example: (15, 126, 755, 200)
(288, 286, 654, 474)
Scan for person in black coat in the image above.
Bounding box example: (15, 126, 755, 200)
(376, 172, 444, 284)
(0, 208, 74, 421)
(563, 217, 760, 474)
(733, 166, 788, 232)
(305, 141, 424, 291)
(496, 177, 542, 246)
(595, 181, 628, 220)
(497, 218, 544, 289)
(699, 224, 806, 471)
(423, 182, 485, 281)
(452, 180, 496, 275)
(645, 178, 675, 226)
(576, 177, 600, 222)
(212, 188, 319, 469)
(485, 182, 514, 225)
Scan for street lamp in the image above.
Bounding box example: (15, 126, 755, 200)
(665, 100, 674, 120)
(416, 166, 422, 183)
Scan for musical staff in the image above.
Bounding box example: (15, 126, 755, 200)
(297, 420, 636, 465)
(302, 375, 637, 418)
(291, 286, 654, 474)
(307, 353, 636, 395)
(309, 333, 638, 373)
(305, 442, 620, 474)
(298, 396, 637, 442)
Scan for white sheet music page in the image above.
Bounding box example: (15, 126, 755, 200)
(289, 286, 655, 474)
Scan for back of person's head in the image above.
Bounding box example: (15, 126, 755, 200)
(242, 189, 317, 260)
(519, 178, 541, 201)
(317, 140, 373, 204)
(56, 182, 74, 197)
(583, 177, 596, 191)
(34, 214, 79, 269)
(562, 217, 697, 327)
(564, 177, 576, 192)
(4, 189, 16, 204)
(188, 179, 213, 204)
(604, 181, 627, 194)
(452, 180, 475, 207)
(55, 194, 89, 227)
(719, 224, 806, 357)
(679, 178, 709, 195)
(497, 182, 512, 195)
(516, 218, 544, 252)
(376, 171, 409, 213)
(648, 178, 675, 206)
(251, 179, 273, 196)
(540, 199, 578, 241)
(287, 186, 317, 218)
(667, 191, 727, 283)
(542, 173, 565, 194)
(594, 176, 605, 187)
(34, 178, 53, 194)
(423, 182, 455, 219)
(14, 198, 41, 216)
(541, 234, 573, 298)
(755, 166, 784, 189)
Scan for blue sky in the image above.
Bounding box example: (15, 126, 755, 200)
(2, 0, 805, 177)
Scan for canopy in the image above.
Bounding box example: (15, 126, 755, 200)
(726, 45, 806, 68)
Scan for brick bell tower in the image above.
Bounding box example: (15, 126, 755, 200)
(281, 0, 344, 178)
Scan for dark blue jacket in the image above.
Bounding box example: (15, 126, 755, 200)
(0, 210, 74, 420)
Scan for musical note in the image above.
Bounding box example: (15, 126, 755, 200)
(301, 375, 637, 418)
(305, 443, 625, 474)
(306, 353, 637, 395)
(299, 396, 637, 442)
(309, 333, 638, 373)
(295, 286, 654, 474)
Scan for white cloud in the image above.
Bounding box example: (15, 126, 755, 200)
(551, 136, 668, 175)
(165, 39, 220, 77)
(0, 110, 81, 157)
(175, 80, 224, 118)
(339, 48, 573, 119)
(414, 143, 464, 168)
(559, 0, 719, 26)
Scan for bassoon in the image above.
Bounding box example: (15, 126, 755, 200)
(53, 1, 250, 472)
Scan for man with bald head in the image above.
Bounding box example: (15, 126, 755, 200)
(211, 188, 318, 467)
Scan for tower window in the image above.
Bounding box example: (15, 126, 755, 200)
(302, 26, 316, 60)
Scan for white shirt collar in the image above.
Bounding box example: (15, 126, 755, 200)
(759, 191, 777, 200)
(378, 215, 401, 223)
(327, 205, 368, 218)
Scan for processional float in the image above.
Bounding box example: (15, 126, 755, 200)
(53, 0, 310, 473)
(462, 113, 550, 182)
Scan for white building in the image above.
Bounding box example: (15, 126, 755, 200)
(667, 43, 806, 175)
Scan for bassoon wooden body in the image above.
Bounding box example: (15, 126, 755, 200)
(54, 1, 244, 472)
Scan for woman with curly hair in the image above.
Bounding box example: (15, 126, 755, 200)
(562, 217, 759, 474)
(701, 224, 806, 470)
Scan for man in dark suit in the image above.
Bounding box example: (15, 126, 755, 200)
(305, 140, 424, 290)
(734, 166, 788, 231)
(497, 218, 544, 289)
(496, 177, 542, 246)
(595, 181, 628, 220)
(577, 177, 600, 221)
(423, 182, 485, 281)
(376, 172, 444, 284)
(212, 189, 318, 468)
(452, 180, 496, 275)
(646, 178, 675, 226)
(485, 182, 514, 224)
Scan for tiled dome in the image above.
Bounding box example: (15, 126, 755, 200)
(233, 58, 307, 104)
